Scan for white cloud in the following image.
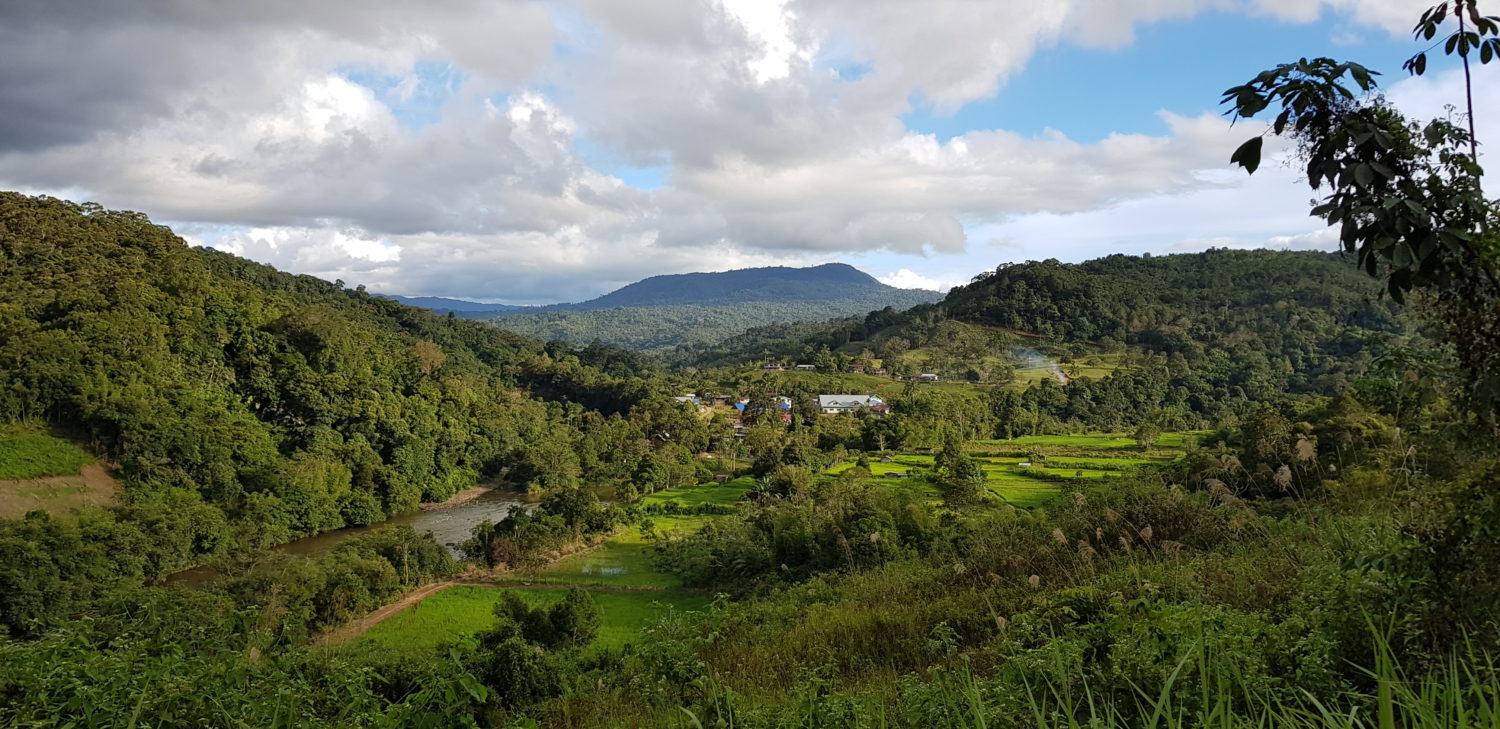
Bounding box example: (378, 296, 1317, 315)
(0, 0, 1479, 303)
(878, 268, 950, 291)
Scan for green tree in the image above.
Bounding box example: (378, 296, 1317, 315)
(1132, 422, 1161, 450)
(1223, 43, 1500, 421)
(933, 434, 985, 505)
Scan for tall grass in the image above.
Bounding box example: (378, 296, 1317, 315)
(952, 629, 1500, 729)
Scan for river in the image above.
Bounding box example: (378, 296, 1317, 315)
(167, 487, 536, 586)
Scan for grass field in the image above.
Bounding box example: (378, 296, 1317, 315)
(0, 427, 94, 480)
(356, 584, 710, 653)
(525, 477, 752, 588)
(358, 477, 738, 654)
(1011, 353, 1128, 387)
(641, 476, 754, 508)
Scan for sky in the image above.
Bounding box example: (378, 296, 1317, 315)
(1, 0, 1494, 304)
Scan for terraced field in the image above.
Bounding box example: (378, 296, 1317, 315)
(832, 431, 1205, 507)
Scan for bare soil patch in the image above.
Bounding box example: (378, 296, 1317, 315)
(0, 464, 121, 519)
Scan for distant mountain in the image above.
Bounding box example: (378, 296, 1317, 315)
(374, 294, 524, 313)
(549, 263, 912, 311)
(486, 263, 942, 351)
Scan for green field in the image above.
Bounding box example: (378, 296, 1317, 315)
(0, 427, 94, 480)
(641, 476, 754, 508)
(980, 431, 1209, 450)
(359, 477, 741, 653)
(357, 585, 710, 653)
(526, 477, 752, 588)
(829, 431, 1203, 507)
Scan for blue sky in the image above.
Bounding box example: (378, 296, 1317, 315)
(901, 11, 1414, 144)
(1, 0, 1490, 303)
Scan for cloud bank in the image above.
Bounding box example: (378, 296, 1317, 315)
(0, 0, 1479, 303)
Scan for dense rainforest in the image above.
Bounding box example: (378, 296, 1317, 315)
(0, 192, 728, 637)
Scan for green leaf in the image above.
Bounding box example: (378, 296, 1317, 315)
(1415, 53, 1428, 75)
(1354, 163, 1374, 188)
(1392, 242, 1414, 268)
(1230, 137, 1264, 174)
(458, 674, 488, 703)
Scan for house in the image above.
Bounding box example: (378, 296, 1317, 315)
(714, 474, 731, 483)
(916, 373, 940, 382)
(846, 365, 864, 373)
(880, 455, 894, 463)
(794, 364, 816, 371)
(736, 396, 793, 420)
(761, 362, 785, 371)
(673, 395, 700, 405)
(708, 395, 731, 406)
(817, 394, 888, 415)
(883, 471, 909, 479)
(869, 367, 887, 375)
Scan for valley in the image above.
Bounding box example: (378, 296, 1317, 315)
(0, 187, 1496, 729)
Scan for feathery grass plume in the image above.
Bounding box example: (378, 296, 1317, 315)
(1295, 437, 1317, 462)
(1206, 479, 1241, 506)
(1072, 492, 1088, 506)
(1052, 528, 1068, 545)
(1274, 465, 1294, 491)
(1139, 525, 1154, 543)
(1077, 541, 1097, 561)
(1028, 574, 1040, 588)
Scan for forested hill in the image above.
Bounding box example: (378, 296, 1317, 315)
(482, 263, 941, 351)
(551, 262, 930, 310)
(0, 193, 688, 565)
(941, 250, 1399, 341)
(682, 249, 1405, 373)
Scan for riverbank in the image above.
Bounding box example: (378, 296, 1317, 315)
(420, 481, 509, 511)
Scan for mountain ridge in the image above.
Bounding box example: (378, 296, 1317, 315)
(378, 262, 934, 314)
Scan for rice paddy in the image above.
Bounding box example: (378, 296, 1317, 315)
(832, 431, 1205, 507)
